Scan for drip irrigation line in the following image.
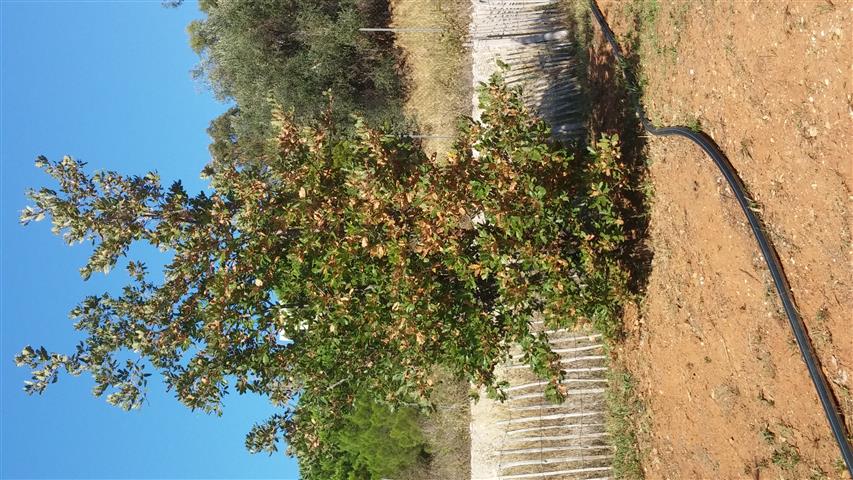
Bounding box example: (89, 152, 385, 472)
(587, 0, 853, 474)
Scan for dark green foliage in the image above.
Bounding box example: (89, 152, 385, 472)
(187, 0, 405, 142)
(336, 398, 427, 478)
(304, 395, 428, 479)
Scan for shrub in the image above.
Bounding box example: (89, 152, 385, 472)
(334, 395, 428, 479)
(17, 75, 627, 477)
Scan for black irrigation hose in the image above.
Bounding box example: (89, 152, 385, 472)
(587, 0, 853, 474)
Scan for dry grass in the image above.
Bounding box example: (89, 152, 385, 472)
(606, 365, 646, 480)
(400, 368, 472, 480)
(391, 0, 472, 156)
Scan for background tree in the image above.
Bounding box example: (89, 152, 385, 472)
(185, 0, 406, 144)
(295, 392, 429, 479)
(16, 78, 627, 477)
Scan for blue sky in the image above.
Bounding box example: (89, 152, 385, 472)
(1, 2, 299, 478)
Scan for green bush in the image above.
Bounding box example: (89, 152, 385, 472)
(293, 395, 426, 479)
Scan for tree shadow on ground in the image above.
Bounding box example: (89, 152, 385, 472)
(565, 5, 654, 301)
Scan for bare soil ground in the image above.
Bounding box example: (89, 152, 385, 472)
(584, 1, 853, 478)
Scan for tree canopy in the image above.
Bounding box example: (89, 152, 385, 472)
(16, 78, 627, 477)
(185, 0, 406, 143)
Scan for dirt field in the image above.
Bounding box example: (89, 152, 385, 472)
(584, 1, 853, 478)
